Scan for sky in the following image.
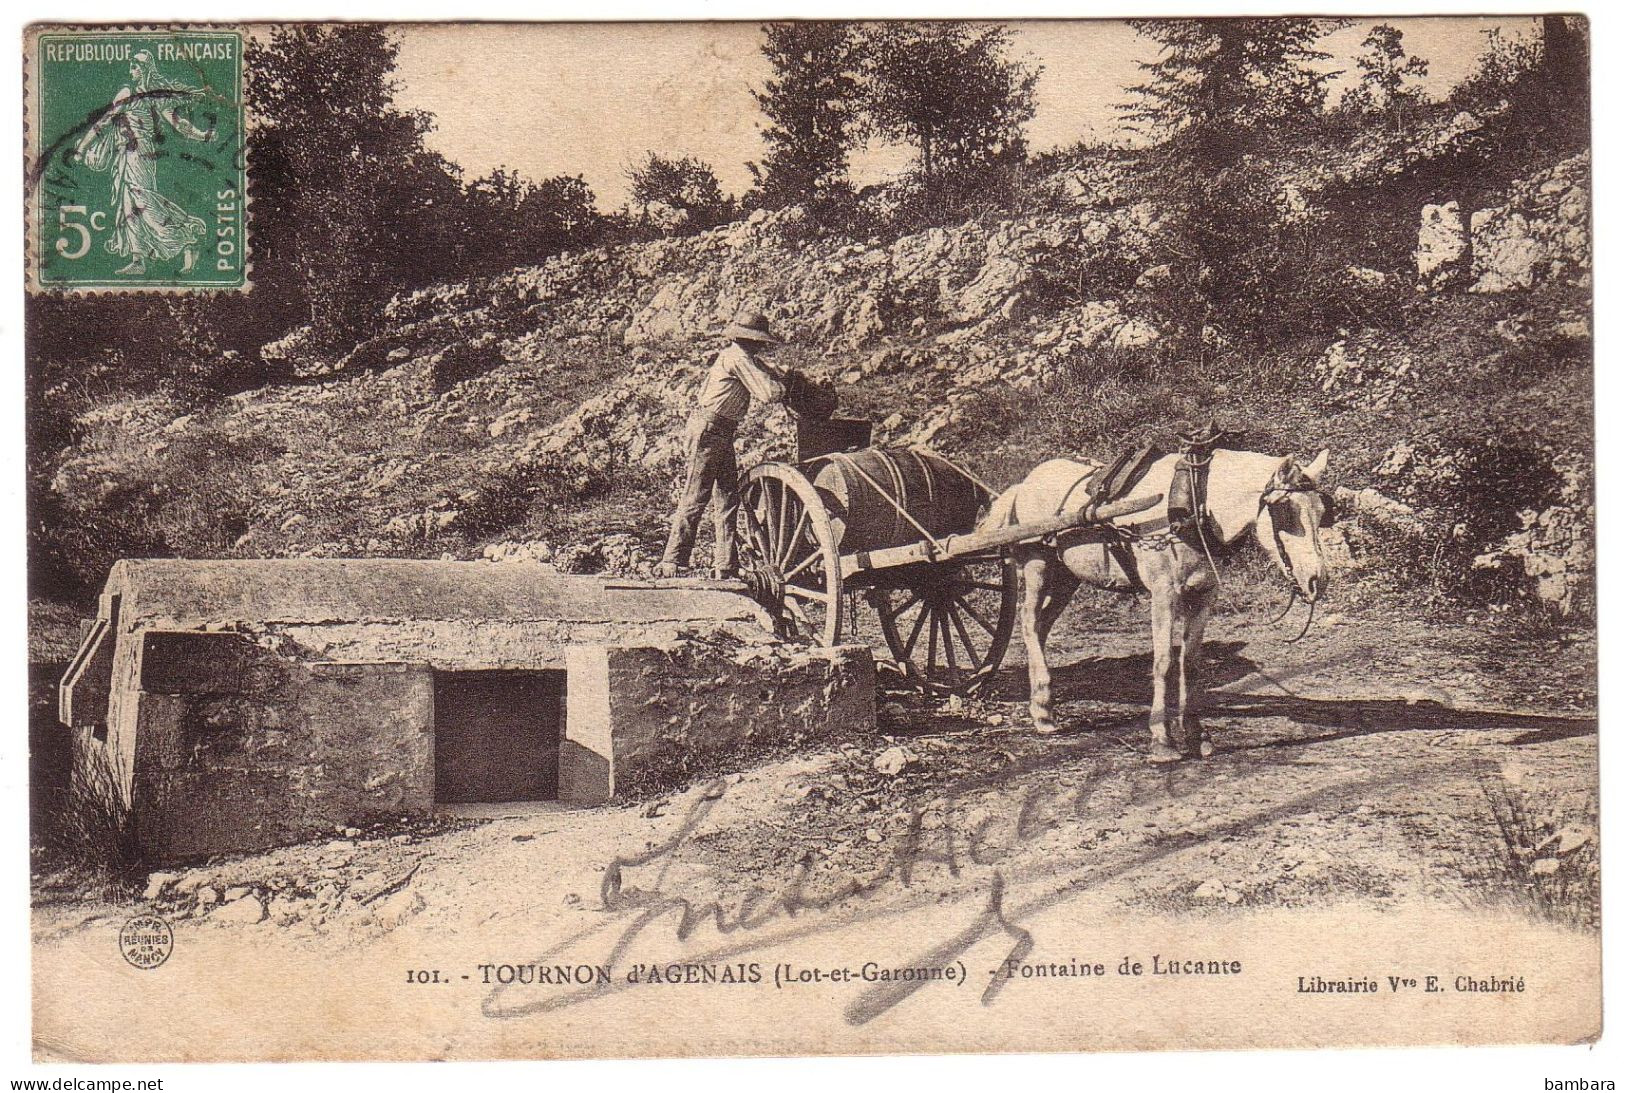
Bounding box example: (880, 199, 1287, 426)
(392, 18, 1537, 208)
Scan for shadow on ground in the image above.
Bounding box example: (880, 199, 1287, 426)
(924, 642, 1596, 754)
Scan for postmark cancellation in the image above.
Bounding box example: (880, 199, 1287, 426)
(26, 25, 248, 293)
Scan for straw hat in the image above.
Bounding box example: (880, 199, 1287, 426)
(722, 310, 781, 345)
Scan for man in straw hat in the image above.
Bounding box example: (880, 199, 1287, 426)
(654, 310, 788, 579)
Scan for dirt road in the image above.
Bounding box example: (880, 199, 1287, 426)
(35, 593, 1596, 931)
(30, 598, 1598, 1058)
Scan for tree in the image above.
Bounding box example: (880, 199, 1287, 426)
(522, 175, 603, 252)
(625, 153, 731, 233)
(1449, 18, 1587, 150)
(251, 25, 466, 345)
(461, 170, 605, 273)
(1122, 18, 1345, 154)
(857, 22, 1039, 185)
(748, 22, 863, 210)
(1119, 19, 1347, 353)
(1341, 24, 1429, 134)
(1539, 14, 1589, 108)
(1450, 25, 1541, 111)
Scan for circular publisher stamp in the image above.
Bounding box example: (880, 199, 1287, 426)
(118, 914, 174, 970)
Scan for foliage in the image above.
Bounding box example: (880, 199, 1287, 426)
(1122, 19, 1345, 147)
(38, 26, 609, 371)
(748, 22, 864, 214)
(745, 19, 1041, 225)
(858, 158, 1071, 240)
(1470, 447, 1593, 620)
(858, 22, 1039, 186)
(1448, 18, 1587, 155)
(463, 169, 605, 274)
(1458, 775, 1598, 930)
(41, 397, 284, 592)
(1450, 26, 1543, 112)
(250, 24, 609, 317)
(38, 744, 145, 889)
(1339, 24, 1430, 134)
(1118, 19, 1351, 351)
(625, 152, 733, 233)
(455, 456, 625, 544)
(1351, 437, 1567, 613)
(251, 25, 462, 345)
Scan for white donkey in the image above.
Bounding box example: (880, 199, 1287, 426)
(983, 447, 1330, 762)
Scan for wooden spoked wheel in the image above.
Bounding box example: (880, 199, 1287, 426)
(876, 556, 1018, 695)
(739, 464, 843, 647)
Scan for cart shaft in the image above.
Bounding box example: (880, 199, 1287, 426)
(840, 492, 1163, 578)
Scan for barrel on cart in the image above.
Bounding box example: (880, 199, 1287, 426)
(737, 420, 1159, 695)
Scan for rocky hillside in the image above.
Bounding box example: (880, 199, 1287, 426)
(42, 108, 1593, 623)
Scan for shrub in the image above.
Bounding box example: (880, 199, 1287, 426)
(852, 160, 1069, 242)
(455, 456, 624, 544)
(625, 153, 734, 235)
(45, 405, 283, 588)
(1471, 448, 1593, 620)
(1349, 437, 1583, 617)
(1454, 772, 1598, 930)
(37, 744, 145, 891)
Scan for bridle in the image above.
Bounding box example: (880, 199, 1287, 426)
(1259, 467, 1330, 642)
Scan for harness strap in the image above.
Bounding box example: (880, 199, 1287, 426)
(1053, 465, 1099, 520)
(1084, 443, 1160, 506)
(1118, 432, 1221, 542)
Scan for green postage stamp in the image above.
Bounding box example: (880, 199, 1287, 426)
(26, 26, 247, 292)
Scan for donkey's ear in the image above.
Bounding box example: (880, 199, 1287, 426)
(1303, 449, 1329, 484)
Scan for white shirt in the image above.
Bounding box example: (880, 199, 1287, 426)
(693, 342, 785, 424)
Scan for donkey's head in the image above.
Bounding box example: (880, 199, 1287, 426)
(1253, 449, 1331, 602)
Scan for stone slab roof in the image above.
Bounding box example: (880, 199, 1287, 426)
(102, 559, 769, 630)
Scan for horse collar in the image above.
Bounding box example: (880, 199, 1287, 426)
(1166, 446, 1217, 545)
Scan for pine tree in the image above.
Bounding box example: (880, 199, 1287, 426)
(748, 22, 862, 210)
(1119, 18, 1346, 355)
(1122, 18, 1344, 158)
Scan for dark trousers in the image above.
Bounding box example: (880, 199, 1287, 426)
(661, 418, 739, 570)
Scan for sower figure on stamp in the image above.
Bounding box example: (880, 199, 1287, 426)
(654, 310, 788, 580)
(72, 50, 213, 277)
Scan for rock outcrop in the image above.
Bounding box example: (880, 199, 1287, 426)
(1470, 153, 1590, 294)
(44, 135, 1593, 620)
(1415, 201, 1468, 287)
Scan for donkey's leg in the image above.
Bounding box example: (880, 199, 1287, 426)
(1179, 586, 1215, 757)
(1018, 552, 1061, 734)
(1034, 568, 1079, 735)
(1144, 562, 1183, 764)
(1036, 566, 1079, 647)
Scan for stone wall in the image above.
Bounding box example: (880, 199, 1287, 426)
(561, 640, 875, 803)
(131, 631, 434, 861)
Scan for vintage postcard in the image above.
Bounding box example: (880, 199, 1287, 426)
(25, 17, 1597, 1062)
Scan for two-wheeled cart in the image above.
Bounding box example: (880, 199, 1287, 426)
(738, 422, 1158, 695)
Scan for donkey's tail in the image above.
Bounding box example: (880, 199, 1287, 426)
(979, 483, 1021, 532)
